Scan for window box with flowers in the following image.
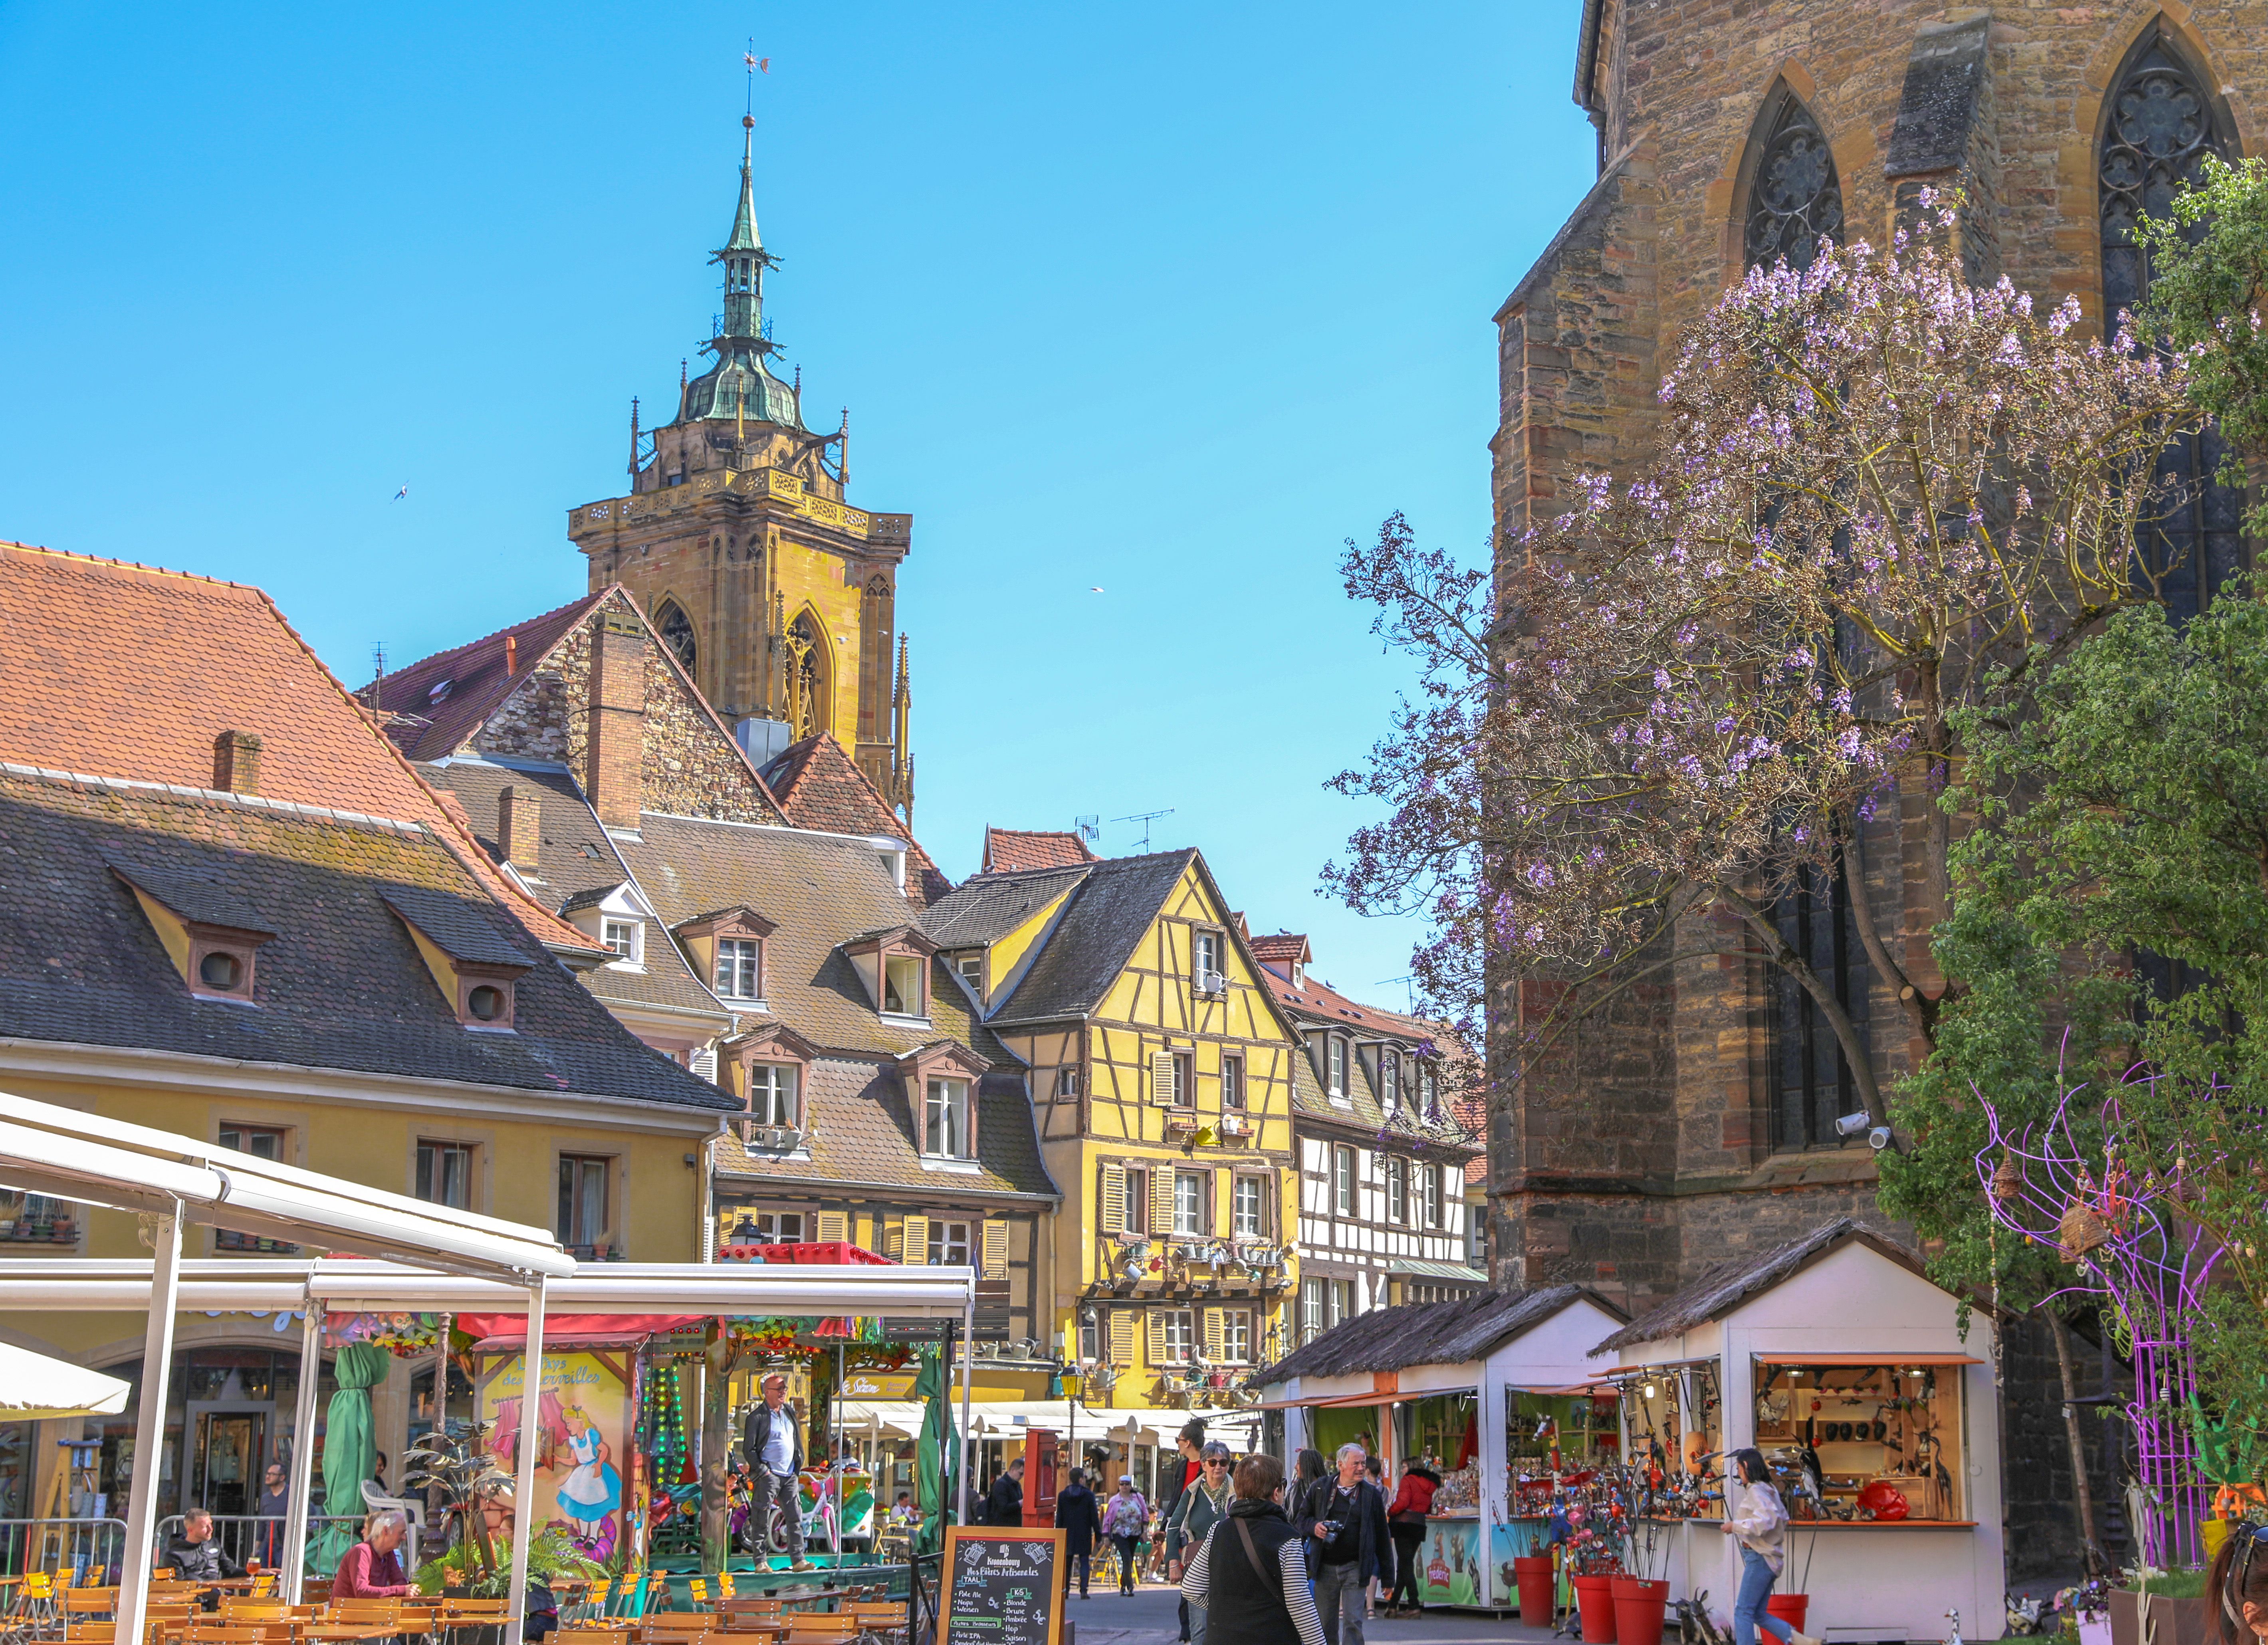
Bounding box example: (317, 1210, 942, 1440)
(725, 1023, 819, 1150)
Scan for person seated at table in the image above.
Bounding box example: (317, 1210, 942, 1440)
(165, 1506, 248, 1610)
(332, 1508, 418, 1600)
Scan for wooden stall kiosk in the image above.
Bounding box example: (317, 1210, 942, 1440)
(1254, 1285, 1625, 1614)
(1594, 1218, 2004, 1644)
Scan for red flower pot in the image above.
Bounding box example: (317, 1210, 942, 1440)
(1612, 1577, 1670, 1645)
(1573, 1573, 1619, 1643)
(1514, 1555, 1555, 1621)
(1767, 1595, 1809, 1635)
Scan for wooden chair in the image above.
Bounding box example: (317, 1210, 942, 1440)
(635, 1622, 711, 1645)
(63, 1591, 119, 1630)
(555, 1631, 628, 1645)
(436, 1597, 508, 1645)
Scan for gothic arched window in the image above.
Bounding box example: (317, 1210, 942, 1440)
(1743, 90, 1845, 273)
(2099, 24, 2245, 622)
(655, 601, 697, 674)
(786, 611, 829, 740)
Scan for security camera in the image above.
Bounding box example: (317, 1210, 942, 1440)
(1868, 1126, 1893, 1151)
(1835, 1111, 1871, 1138)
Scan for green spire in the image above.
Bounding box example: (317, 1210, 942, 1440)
(724, 115, 761, 254)
(670, 117, 807, 433)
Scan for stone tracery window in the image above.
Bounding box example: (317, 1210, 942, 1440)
(656, 601, 697, 674)
(1743, 91, 1845, 273)
(2099, 24, 2245, 622)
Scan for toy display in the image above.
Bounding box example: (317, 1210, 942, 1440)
(1751, 1363, 1963, 1521)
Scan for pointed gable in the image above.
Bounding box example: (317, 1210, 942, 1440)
(981, 826, 1096, 873)
(759, 733, 952, 906)
(362, 593, 607, 762)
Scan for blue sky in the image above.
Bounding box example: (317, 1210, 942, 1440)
(0, 2, 1591, 1007)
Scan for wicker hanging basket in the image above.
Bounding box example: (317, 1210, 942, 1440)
(1991, 1155, 2020, 1202)
(2060, 1201, 2113, 1262)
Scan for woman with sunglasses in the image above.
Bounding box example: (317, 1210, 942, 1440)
(1171, 1444, 1237, 1645)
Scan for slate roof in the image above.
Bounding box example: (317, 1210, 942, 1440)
(981, 828, 1095, 873)
(1592, 1217, 1929, 1353)
(711, 1054, 1055, 1203)
(365, 594, 606, 762)
(0, 767, 734, 1110)
(418, 759, 729, 1022)
(757, 735, 952, 906)
(922, 865, 1091, 950)
(0, 543, 598, 958)
(930, 850, 1199, 1027)
(615, 813, 1007, 1063)
(1254, 1284, 1624, 1384)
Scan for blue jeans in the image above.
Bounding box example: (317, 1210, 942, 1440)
(1734, 1547, 1795, 1645)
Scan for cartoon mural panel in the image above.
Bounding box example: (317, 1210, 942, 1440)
(477, 1347, 634, 1566)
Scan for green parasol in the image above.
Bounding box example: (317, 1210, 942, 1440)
(310, 1344, 391, 1572)
(912, 1344, 956, 1555)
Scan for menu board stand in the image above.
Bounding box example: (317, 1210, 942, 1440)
(939, 1526, 1066, 1645)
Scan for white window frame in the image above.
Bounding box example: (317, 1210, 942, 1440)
(714, 937, 763, 1000)
(748, 1063, 799, 1128)
(1333, 1145, 1355, 1216)
(883, 953, 927, 1018)
(923, 1076, 971, 1158)
(927, 1219, 972, 1266)
(1221, 1309, 1252, 1365)
(1386, 1155, 1408, 1224)
(1381, 1052, 1399, 1110)
(1055, 1065, 1080, 1100)
(1425, 1163, 1445, 1228)
(1162, 1308, 1195, 1364)
(1300, 1278, 1325, 1340)
(1221, 1054, 1244, 1110)
(1172, 1170, 1205, 1236)
(1327, 1036, 1348, 1100)
(1231, 1175, 1265, 1238)
(602, 918, 642, 963)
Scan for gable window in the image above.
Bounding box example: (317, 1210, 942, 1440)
(1192, 930, 1225, 993)
(1380, 1053, 1399, 1111)
(1221, 1054, 1244, 1111)
(1386, 1155, 1408, 1224)
(557, 1154, 612, 1255)
(416, 1140, 475, 1209)
(1419, 1061, 1437, 1109)
(1333, 1146, 1356, 1216)
(1231, 1175, 1265, 1238)
(714, 938, 762, 999)
(1124, 1167, 1150, 1235)
(924, 1076, 972, 1158)
(1424, 1165, 1445, 1229)
(656, 601, 698, 673)
(602, 919, 640, 960)
(884, 954, 927, 1017)
(749, 1064, 799, 1129)
(1326, 1037, 1348, 1100)
(1172, 1170, 1206, 1236)
(927, 1219, 973, 1266)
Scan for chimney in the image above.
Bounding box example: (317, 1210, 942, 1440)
(212, 729, 263, 796)
(586, 610, 647, 829)
(504, 633, 518, 677)
(498, 785, 542, 870)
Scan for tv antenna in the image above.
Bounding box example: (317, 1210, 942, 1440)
(1075, 815, 1100, 845)
(1378, 975, 1416, 1012)
(1112, 808, 1174, 851)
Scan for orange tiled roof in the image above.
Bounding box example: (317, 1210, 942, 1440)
(1249, 931, 1312, 966)
(0, 542, 600, 957)
(363, 592, 607, 761)
(980, 826, 1096, 873)
(759, 733, 951, 906)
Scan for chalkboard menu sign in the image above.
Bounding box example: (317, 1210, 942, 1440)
(940, 1527, 1065, 1645)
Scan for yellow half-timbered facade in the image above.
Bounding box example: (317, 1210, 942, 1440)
(923, 848, 1300, 1412)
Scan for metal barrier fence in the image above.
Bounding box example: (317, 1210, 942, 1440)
(151, 1515, 367, 1579)
(0, 1519, 128, 1581)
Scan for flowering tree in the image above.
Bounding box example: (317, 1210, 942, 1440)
(1330, 210, 2201, 1127)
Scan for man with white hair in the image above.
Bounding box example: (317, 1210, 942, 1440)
(1306, 1444, 1389, 1645)
(331, 1508, 417, 1599)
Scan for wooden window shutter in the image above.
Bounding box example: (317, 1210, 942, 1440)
(1151, 1050, 1178, 1104)
(815, 1210, 848, 1245)
(1109, 1310, 1134, 1366)
(1151, 1167, 1176, 1237)
(981, 1218, 1009, 1280)
(1203, 1307, 1224, 1362)
(1099, 1162, 1126, 1235)
(1146, 1309, 1168, 1367)
(881, 1220, 904, 1261)
(901, 1214, 930, 1264)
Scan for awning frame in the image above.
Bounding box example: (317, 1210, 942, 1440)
(1751, 1353, 1984, 1367)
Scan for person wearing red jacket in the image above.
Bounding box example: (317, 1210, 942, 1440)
(1384, 1462, 1441, 1617)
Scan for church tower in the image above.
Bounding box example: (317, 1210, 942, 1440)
(568, 116, 914, 821)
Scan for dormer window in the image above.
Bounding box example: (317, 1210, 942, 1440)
(924, 1077, 972, 1158)
(564, 881, 660, 974)
(1327, 1035, 1348, 1100)
(885, 954, 926, 1017)
(107, 855, 278, 1007)
(749, 1063, 799, 1128)
(716, 938, 763, 999)
(677, 906, 777, 1009)
(602, 919, 642, 962)
(379, 886, 533, 1033)
(725, 1023, 818, 1146)
(1380, 1052, 1399, 1111)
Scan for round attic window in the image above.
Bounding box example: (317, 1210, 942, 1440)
(199, 951, 242, 990)
(466, 985, 506, 1021)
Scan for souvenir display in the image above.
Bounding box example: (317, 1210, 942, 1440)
(1751, 1362, 1964, 1521)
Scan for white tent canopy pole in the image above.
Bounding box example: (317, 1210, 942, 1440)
(282, 1308, 319, 1605)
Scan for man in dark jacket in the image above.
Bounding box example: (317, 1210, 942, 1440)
(740, 1373, 816, 1571)
(165, 1508, 246, 1610)
(1056, 1467, 1103, 1598)
(1306, 1444, 1390, 1645)
(985, 1457, 1026, 1528)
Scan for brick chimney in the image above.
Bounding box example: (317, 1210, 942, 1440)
(586, 610, 647, 829)
(212, 729, 263, 795)
(498, 785, 542, 870)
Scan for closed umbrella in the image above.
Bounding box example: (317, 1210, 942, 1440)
(311, 1344, 390, 1571)
(912, 1344, 955, 1556)
(0, 1342, 128, 1419)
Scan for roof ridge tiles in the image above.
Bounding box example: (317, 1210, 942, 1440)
(0, 540, 258, 593)
(0, 761, 430, 833)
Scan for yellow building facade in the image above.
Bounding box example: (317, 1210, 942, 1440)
(924, 849, 1300, 1414)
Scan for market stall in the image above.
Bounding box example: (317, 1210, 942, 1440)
(1254, 1284, 1626, 1613)
(1592, 1217, 2003, 1644)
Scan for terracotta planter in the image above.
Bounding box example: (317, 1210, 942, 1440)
(1766, 1595, 1808, 1635)
(1612, 1577, 1669, 1645)
(1515, 1554, 1555, 1621)
(1572, 1573, 1618, 1643)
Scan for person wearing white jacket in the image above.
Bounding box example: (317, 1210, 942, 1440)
(1722, 1449, 1823, 1645)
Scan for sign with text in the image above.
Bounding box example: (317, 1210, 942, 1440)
(940, 1526, 1064, 1645)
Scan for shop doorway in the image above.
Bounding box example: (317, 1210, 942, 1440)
(187, 1404, 272, 1518)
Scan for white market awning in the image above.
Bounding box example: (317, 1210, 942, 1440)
(0, 1341, 129, 1419)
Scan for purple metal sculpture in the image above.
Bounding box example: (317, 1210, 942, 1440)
(1973, 1068, 2223, 1571)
